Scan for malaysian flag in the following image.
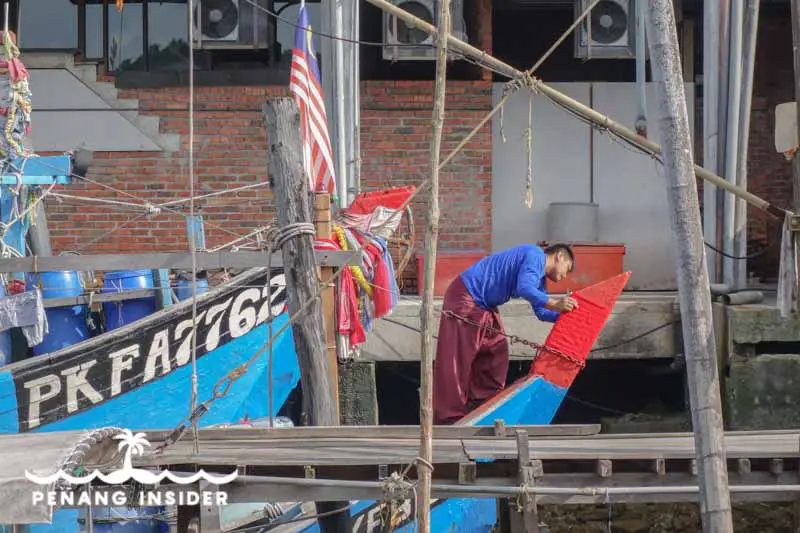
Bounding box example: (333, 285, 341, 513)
(289, 5, 336, 195)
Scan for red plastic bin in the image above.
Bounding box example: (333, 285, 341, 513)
(539, 241, 626, 294)
(416, 250, 487, 297)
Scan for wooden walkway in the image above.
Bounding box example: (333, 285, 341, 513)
(128, 425, 800, 505)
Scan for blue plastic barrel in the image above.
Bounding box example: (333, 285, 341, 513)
(174, 277, 209, 301)
(102, 270, 156, 331)
(26, 271, 90, 356)
(0, 283, 13, 366)
(92, 507, 167, 533)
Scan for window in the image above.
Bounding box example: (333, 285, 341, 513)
(19, 0, 78, 49)
(18, 0, 322, 84)
(107, 2, 145, 71)
(147, 1, 190, 71)
(274, 1, 321, 69)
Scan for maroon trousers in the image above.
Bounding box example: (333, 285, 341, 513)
(432, 276, 510, 425)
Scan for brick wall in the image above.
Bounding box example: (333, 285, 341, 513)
(745, 7, 794, 282)
(44, 81, 495, 287)
(360, 80, 494, 290)
(46, 86, 287, 255)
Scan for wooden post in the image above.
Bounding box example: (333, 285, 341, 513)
(509, 430, 539, 533)
(644, 3, 734, 533)
(314, 192, 340, 420)
(264, 98, 350, 533)
(417, 0, 450, 530)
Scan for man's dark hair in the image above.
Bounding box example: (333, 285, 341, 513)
(544, 243, 576, 272)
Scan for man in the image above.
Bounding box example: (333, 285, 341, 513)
(432, 243, 577, 425)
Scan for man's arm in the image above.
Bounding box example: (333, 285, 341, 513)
(516, 250, 554, 316)
(516, 250, 567, 323)
(533, 305, 560, 323)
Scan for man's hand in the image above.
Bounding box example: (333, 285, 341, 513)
(546, 296, 579, 313)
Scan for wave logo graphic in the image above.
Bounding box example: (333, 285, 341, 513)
(25, 429, 238, 486)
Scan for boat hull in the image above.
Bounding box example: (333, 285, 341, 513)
(0, 267, 299, 434)
(298, 273, 631, 532)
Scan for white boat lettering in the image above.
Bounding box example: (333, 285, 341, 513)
(204, 298, 232, 352)
(109, 345, 140, 396)
(61, 361, 103, 414)
(143, 329, 170, 383)
(174, 310, 207, 367)
(229, 288, 260, 339)
(16, 272, 289, 431)
(23, 374, 61, 429)
(256, 274, 287, 325)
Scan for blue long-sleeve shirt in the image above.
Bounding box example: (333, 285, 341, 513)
(460, 245, 560, 323)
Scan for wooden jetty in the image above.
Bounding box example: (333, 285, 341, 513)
(2, 425, 800, 528)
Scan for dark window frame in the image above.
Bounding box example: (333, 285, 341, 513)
(17, 0, 322, 87)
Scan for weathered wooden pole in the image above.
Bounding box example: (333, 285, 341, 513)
(264, 98, 350, 533)
(417, 0, 450, 529)
(644, 2, 734, 532)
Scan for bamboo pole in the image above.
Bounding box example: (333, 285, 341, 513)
(644, 2, 734, 532)
(362, 0, 789, 220)
(417, 0, 450, 528)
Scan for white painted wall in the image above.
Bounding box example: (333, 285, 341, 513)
(491, 82, 695, 291)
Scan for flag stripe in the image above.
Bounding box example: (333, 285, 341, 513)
(289, 8, 336, 195)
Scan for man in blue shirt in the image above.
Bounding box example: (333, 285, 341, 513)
(432, 243, 577, 424)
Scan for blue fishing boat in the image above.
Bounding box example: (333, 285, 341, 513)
(0, 265, 302, 533)
(0, 266, 299, 434)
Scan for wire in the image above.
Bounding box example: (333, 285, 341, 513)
(540, 89, 777, 263)
(29, 155, 267, 247)
(379, 313, 678, 355)
(187, 1, 201, 456)
(230, 502, 355, 532)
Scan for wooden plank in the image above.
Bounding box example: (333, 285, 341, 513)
(75, 473, 800, 508)
(509, 430, 539, 533)
(42, 288, 157, 309)
(137, 424, 601, 442)
(0, 250, 353, 273)
(314, 193, 340, 421)
(596, 459, 612, 478)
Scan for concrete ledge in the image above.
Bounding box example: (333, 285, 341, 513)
(362, 294, 680, 362)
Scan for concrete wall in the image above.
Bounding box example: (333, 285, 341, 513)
(28, 69, 161, 152)
(362, 295, 680, 362)
(723, 303, 800, 430)
(491, 82, 694, 291)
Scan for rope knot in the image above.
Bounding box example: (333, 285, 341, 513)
(144, 203, 161, 216)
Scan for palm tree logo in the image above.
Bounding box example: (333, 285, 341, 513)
(26, 428, 239, 486)
(114, 430, 150, 472)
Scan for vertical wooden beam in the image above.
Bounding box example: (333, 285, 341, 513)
(264, 99, 349, 533)
(315, 192, 340, 420)
(645, 2, 733, 531)
(417, 0, 450, 529)
(509, 429, 539, 533)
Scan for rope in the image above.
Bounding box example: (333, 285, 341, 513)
(154, 222, 316, 453)
(54, 426, 125, 493)
(0, 30, 31, 162)
(525, 88, 533, 209)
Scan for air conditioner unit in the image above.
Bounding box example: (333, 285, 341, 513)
(192, 0, 271, 50)
(382, 0, 468, 61)
(574, 0, 636, 59)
